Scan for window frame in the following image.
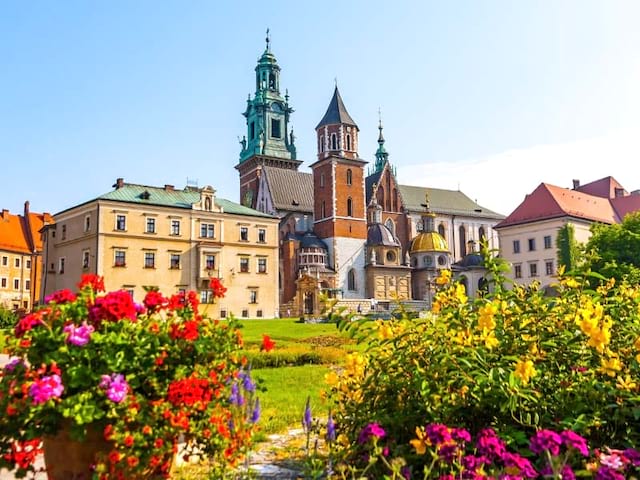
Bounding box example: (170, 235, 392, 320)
(240, 226, 249, 241)
(239, 257, 250, 273)
(144, 252, 156, 269)
(114, 250, 126, 267)
(145, 217, 156, 234)
(544, 235, 552, 249)
(170, 253, 181, 270)
(257, 257, 267, 273)
(115, 215, 127, 231)
(171, 220, 181, 236)
(513, 240, 520, 254)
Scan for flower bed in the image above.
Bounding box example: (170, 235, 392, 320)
(0, 275, 259, 478)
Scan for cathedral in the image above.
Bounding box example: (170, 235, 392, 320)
(235, 37, 504, 316)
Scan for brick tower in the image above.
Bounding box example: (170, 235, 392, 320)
(235, 32, 301, 208)
(311, 87, 367, 298)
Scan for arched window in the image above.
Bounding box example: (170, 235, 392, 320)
(460, 276, 468, 295)
(320, 173, 325, 187)
(347, 269, 356, 291)
(321, 200, 326, 218)
(346, 134, 351, 150)
(438, 223, 446, 237)
(459, 225, 467, 256)
(204, 197, 212, 211)
(319, 135, 324, 152)
(347, 197, 353, 217)
(479, 226, 486, 243)
(346, 169, 352, 185)
(385, 218, 395, 236)
(331, 133, 337, 150)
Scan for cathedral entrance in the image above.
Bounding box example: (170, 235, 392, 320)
(304, 292, 314, 315)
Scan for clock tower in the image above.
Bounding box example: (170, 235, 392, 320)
(235, 31, 301, 208)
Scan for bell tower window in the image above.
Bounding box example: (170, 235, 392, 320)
(346, 134, 351, 151)
(347, 197, 353, 217)
(320, 135, 325, 152)
(346, 169, 352, 185)
(271, 119, 281, 138)
(331, 133, 337, 150)
(269, 73, 276, 90)
(250, 122, 255, 140)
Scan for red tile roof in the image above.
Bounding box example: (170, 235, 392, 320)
(0, 206, 53, 254)
(576, 176, 627, 199)
(496, 182, 619, 228)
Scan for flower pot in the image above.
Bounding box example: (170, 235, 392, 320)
(43, 425, 111, 480)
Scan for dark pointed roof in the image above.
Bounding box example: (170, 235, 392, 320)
(316, 87, 358, 129)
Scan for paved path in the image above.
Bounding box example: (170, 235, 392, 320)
(0, 354, 304, 479)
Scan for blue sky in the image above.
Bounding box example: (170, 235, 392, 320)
(2, 1, 640, 217)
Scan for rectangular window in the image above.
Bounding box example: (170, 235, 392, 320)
(256, 309, 263, 318)
(249, 290, 258, 304)
(241, 309, 249, 318)
(171, 220, 181, 236)
(1, 256, 7, 266)
(82, 251, 90, 269)
(25, 279, 30, 291)
(200, 290, 214, 304)
(220, 309, 227, 318)
(114, 250, 126, 267)
(13, 278, 19, 290)
(205, 254, 216, 270)
(240, 227, 249, 241)
(1, 278, 6, 288)
(528, 238, 536, 251)
(144, 252, 155, 269)
(544, 235, 552, 249)
(271, 118, 281, 138)
(84, 215, 91, 232)
(545, 260, 554, 276)
(258, 228, 266, 243)
(200, 223, 215, 238)
(116, 215, 127, 231)
(146, 217, 156, 233)
(249, 122, 255, 140)
(61, 225, 66, 240)
(257, 257, 267, 273)
(514, 264, 522, 279)
(26, 260, 31, 269)
(513, 240, 520, 254)
(170, 253, 181, 269)
(240, 257, 249, 273)
(59, 258, 65, 274)
(14, 258, 20, 268)
(529, 262, 538, 277)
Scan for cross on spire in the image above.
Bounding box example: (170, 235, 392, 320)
(265, 28, 270, 51)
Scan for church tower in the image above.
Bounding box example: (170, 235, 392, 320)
(235, 32, 301, 208)
(311, 87, 367, 298)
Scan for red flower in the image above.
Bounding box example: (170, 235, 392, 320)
(143, 291, 168, 313)
(108, 450, 121, 464)
(77, 274, 105, 292)
(14, 309, 49, 337)
(103, 424, 114, 441)
(44, 289, 77, 305)
(169, 320, 200, 341)
(124, 435, 134, 447)
(209, 277, 227, 299)
(89, 290, 137, 324)
(154, 438, 164, 448)
(261, 334, 275, 352)
(142, 425, 152, 435)
(127, 456, 139, 468)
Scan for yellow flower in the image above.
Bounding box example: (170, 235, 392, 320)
(377, 321, 394, 340)
(409, 426, 428, 455)
(564, 277, 579, 289)
(514, 359, 536, 385)
(600, 356, 622, 377)
(478, 302, 498, 331)
(455, 283, 468, 304)
(344, 353, 366, 377)
(324, 370, 339, 386)
(436, 269, 452, 285)
(616, 374, 637, 391)
(481, 331, 499, 350)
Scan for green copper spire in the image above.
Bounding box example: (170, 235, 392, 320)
(373, 111, 389, 173)
(239, 31, 296, 163)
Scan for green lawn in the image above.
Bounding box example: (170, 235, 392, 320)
(253, 364, 331, 434)
(238, 318, 341, 346)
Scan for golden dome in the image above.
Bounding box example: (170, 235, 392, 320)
(410, 232, 449, 253)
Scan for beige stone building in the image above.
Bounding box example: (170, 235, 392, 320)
(495, 177, 640, 289)
(42, 179, 279, 319)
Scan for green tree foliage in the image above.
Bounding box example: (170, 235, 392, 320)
(0, 307, 18, 330)
(585, 212, 640, 283)
(556, 223, 581, 272)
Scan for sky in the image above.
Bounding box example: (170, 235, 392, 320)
(2, 1, 640, 218)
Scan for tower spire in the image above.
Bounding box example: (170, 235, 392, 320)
(265, 28, 270, 52)
(374, 108, 389, 173)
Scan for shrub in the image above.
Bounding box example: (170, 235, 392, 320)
(325, 253, 640, 475)
(0, 306, 18, 330)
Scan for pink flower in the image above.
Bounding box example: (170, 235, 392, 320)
(357, 422, 386, 444)
(45, 289, 77, 304)
(29, 374, 64, 404)
(63, 322, 94, 346)
(100, 373, 129, 403)
(561, 430, 589, 457)
(530, 429, 563, 456)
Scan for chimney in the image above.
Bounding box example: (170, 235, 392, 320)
(24, 201, 30, 215)
(1, 209, 8, 219)
(113, 178, 125, 189)
(572, 179, 580, 189)
(164, 184, 174, 191)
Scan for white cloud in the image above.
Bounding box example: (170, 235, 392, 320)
(398, 126, 640, 217)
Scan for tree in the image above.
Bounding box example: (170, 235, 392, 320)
(584, 211, 640, 283)
(556, 223, 581, 272)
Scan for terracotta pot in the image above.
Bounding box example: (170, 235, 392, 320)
(43, 425, 111, 480)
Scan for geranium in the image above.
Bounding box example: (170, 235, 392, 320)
(261, 334, 275, 352)
(0, 276, 259, 478)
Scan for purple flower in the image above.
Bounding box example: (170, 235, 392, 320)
(502, 452, 537, 478)
(302, 396, 312, 432)
(530, 429, 563, 456)
(595, 466, 626, 480)
(476, 428, 506, 459)
(426, 423, 452, 446)
(4, 358, 24, 372)
(623, 448, 640, 467)
(63, 322, 94, 346)
(560, 430, 589, 457)
(452, 427, 471, 443)
(29, 374, 64, 404)
(99, 373, 128, 403)
(250, 398, 261, 423)
(241, 370, 255, 393)
(462, 454, 487, 470)
(326, 411, 336, 443)
(439, 443, 459, 462)
(357, 422, 386, 444)
(560, 465, 576, 480)
(229, 382, 244, 406)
